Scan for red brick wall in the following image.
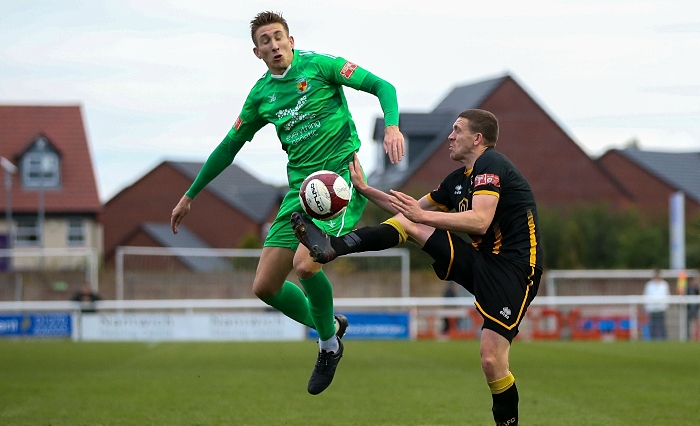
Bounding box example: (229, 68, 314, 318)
(481, 78, 630, 209)
(119, 231, 192, 271)
(402, 77, 632, 210)
(103, 163, 261, 261)
(598, 151, 700, 217)
(402, 144, 459, 197)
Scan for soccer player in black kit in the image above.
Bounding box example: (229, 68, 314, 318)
(292, 109, 543, 426)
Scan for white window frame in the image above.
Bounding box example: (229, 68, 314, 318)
(15, 217, 40, 246)
(22, 152, 60, 188)
(67, 218, 86, 246)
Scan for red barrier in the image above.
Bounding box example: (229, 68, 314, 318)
(531, 308, 564, 340)
(424, 308, 632, 341)
(445, 309, 483, 340)
(570, 310, 632, 341)
(570, 310, 601, 340)
(417, 309, 483, 340)
(416, 315, 438, 340)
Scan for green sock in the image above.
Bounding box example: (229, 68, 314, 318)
(299, 270, 335, 341)
(260, 281, 314, 329)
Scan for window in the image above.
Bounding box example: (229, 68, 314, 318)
(22, 153, 60, 188)
(21, 136, 61, 189)
(67, 218, 85, 246)
(15, 217, 40, 246)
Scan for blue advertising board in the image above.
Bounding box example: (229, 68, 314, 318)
(0, 313, 72, 337)
(308, 312, 409, 340)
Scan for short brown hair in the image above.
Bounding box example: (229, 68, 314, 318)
(458, 109, 499, 147)
(250, 11, 289, 46)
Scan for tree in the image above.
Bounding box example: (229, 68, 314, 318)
(686, 210, 700, 269)
(538, 204, 669, 269)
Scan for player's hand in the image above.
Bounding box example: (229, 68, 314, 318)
(383, 125, 405, 164)
(349, 153, 368, 192)
(389, 190, 423, 222)
(171, 195, 193, 234)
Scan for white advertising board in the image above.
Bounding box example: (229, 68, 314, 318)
(79, 312, 305, 341)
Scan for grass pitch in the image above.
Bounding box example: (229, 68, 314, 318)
(1, 339, 698, 425)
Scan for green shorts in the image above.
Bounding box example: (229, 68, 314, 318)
(264, 167, 368, 250)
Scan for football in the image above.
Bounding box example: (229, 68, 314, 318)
(299, 170, 351, 220)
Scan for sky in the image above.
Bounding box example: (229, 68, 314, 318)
(1, 0, 699, 202)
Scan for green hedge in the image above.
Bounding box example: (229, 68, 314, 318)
(359, 201, 700, 270)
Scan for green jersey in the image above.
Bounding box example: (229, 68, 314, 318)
(185, 49, 399, 198)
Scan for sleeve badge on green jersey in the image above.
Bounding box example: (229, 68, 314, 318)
(340, 62, 358, 79)
(234, 116, 242, 130)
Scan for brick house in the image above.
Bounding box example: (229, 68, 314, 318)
(104, 73, 697, 271)
(102, 161, 284, 264)
(0, 105, 103, 270)
(597, 148, 700, 217)
(370, 74, 633, 211)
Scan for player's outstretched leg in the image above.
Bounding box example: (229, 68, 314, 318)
(334, 313, 348, 339)
(291, 212, 337, 263)
(307, 338, 344, 395)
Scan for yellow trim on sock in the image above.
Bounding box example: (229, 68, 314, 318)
(488, 372, 515, 394)
(382, 218, 408, 244)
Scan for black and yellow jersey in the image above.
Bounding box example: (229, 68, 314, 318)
(427, 148, 543, 270)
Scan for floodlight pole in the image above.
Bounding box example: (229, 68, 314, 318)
(1, 157, 17, 248)
(669, 191, 685, 270)
(1, 157, 17, 272)
(669, 191, 687, 341)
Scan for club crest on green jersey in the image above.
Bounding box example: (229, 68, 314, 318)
(296, 76, 310, 94)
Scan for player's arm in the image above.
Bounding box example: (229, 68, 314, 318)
(348, 153, 396, 213)
(391, 192, 498, 235)
(323, 55, 404, 164)
(171, 89, 266, 234)
(349, 153, 439, 215)
(185, 136, 245, 199)
(171, 135, 246, 233)
(359, 73, 405, 164)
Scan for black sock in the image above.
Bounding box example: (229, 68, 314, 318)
(331, 224, 401, 256)
(492, 383, 518, 425)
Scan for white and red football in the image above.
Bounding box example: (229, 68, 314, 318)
(299, 170, 351, 220)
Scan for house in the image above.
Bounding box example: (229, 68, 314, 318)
(102, 161, 284, 264)
(369, 74, 633, 211)
(0, 105, 102, 271)
(597, 148, 700, 217)
(105, 73, 697, 270)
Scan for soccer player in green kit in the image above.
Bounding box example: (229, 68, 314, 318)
(170, 11, 405, 395)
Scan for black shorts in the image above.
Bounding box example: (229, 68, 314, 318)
(422, 229, 541, 342)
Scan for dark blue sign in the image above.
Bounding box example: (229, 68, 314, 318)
(308, 312, 409, 340)
(0, 313, 72, 337)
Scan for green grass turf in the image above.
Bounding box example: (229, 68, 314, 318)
(1, 339, 699, 425)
